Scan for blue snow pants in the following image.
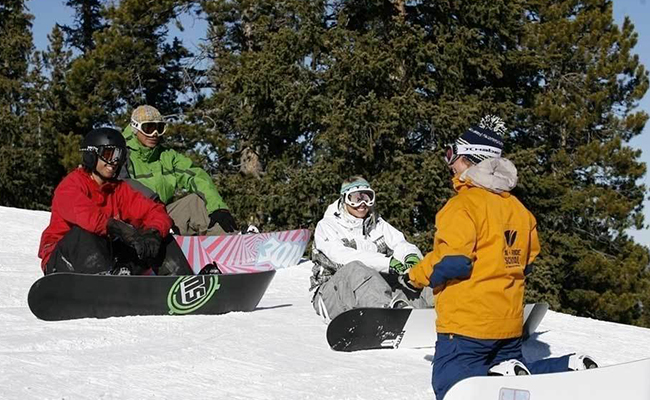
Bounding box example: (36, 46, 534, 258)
(432, 333, 571, 400)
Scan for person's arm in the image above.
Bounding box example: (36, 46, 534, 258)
(116, 182, 172, 237)
(124, 178, 160, 201)
(115, 146, 161, 201)
(52, 176, 110, 235)
(380, 219, 423, 262)
(408, 199, 477, 293)
(171, 151, 228, 214)
(524, 216, 541, 276)
(314, 219, 391, 272)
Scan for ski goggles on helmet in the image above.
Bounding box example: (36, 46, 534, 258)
(343, 188, 376, 208)
(131, 120, 167, 137)
(445, 144, 461, 166)
(96, 145, 126, 165)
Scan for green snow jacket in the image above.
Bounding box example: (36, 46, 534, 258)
(120, 126, 228, 214)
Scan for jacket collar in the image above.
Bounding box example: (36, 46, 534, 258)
(323, 199, 377, 236)
(453, 157, 518, 198)
(123, 125, 162, 162)
(78, 168, 119, 192)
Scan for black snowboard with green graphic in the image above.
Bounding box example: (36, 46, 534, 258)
(28, 270, 275, 321)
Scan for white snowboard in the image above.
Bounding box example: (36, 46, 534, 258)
(445, 357, 650, 400)
(398, 303, 546, 349)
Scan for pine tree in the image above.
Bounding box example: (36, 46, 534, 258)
(200, 0, 335, 230)
(0, 0, 39, 207)
(65, 0, 196, 133)
(59, 0, 105, 53)
(43, 25, 81, 172)
(198, 0, 650, 326)
(2, 0, 648, 326)
(511, 0, 650, 326)
(19, 50, 66, 208)
(199, 0, 536, 248)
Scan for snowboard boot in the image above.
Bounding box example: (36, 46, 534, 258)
(568, 354, 599, 371)
(111, 266, 132, 276)
(199, 262, 224, 275)
(388, 297, 412, 309)
(488, 359, 531, 376)
(241, 224, 260, 234)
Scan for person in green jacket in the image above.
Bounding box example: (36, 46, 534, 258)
(119, 105, 238, 236)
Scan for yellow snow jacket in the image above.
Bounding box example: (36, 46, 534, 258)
(409, 158, 540, 339)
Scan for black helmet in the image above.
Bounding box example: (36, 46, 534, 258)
(80, 128, 127, 172)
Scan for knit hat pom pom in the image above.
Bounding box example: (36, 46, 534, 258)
(478, 115, 506, 137)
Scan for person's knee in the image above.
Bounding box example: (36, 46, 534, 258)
(339, 261, 382, 283)
(156, 236, 193, 275)
(313, 283, 346, 319)
(433, 363, 469, 400)
(67, 225, 98, 240)
(182, 193, 206, 207)
(343, 261, 373, 273)
(433, 335, 480, 400)
(49, 227, 112, 274)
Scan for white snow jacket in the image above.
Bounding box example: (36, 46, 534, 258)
(310, 199, 422, 290)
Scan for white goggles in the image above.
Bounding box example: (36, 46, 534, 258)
(343, 188, 375, 208)
(131, 120, 167, 137)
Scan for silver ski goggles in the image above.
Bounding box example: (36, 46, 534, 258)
(343, 188, 376, 208)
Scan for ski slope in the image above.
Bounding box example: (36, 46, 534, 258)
(1, 205, 650, 399)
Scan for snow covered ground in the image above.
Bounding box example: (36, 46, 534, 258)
(1, 205, 650, 399)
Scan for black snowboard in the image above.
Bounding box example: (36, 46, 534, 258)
(327, 308, 415, 352)
(327, 302, 549, 352)
(28, 270, 275, 321)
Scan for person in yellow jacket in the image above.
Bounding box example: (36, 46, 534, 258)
(405, 116, 597, 400)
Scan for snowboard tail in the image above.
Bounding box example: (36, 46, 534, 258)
(327, 303, 548, 352)
(28, 270, 275, 321)
(327, 308, 435, 351)
(445, 357, 650, 400)
(175, 229, 310, 274)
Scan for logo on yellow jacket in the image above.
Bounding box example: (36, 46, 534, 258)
(504, 230, 520, 267)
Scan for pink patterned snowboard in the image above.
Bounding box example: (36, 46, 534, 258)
(174, 229, 311, 274)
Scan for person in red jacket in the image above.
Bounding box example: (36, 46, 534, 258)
(38, 128, 193, 276)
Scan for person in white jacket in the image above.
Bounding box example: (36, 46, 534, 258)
(310, 176, 433, 321)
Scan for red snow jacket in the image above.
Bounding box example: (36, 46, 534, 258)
(38, 168, 172, 271)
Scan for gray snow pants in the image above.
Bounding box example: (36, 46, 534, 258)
(312, 261, 434, 321)
(166, 193, 227, 236)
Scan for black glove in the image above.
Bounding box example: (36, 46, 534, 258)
(209, 209, 238, 233)
(107, 219, 161, 260)
(397, 273, 422, 300)
(107, 218, 140, 244)
(139, 229, 163, 260)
